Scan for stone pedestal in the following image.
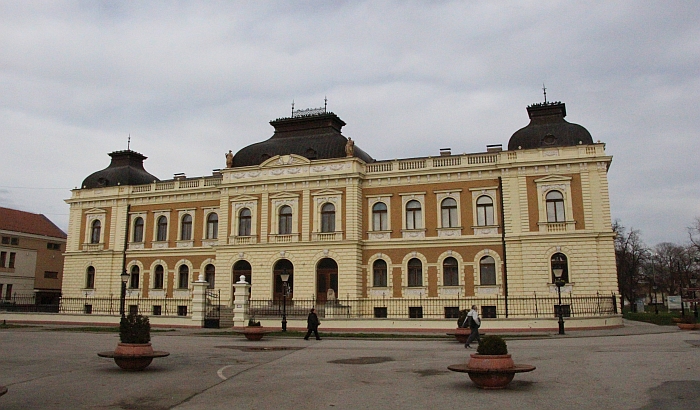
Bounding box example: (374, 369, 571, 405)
(191, 275, 208, 327)
(232, 275, 251, 327)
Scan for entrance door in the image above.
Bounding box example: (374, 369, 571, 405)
(316, 258, 338, 303)
(273, 259, 293, 303)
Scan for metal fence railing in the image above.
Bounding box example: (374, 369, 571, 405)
(249, 294, 618, 320)
(0, 294, 192, 317)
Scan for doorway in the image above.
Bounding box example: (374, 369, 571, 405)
(316, 258, 338, 303)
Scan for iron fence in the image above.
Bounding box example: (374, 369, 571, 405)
(249, 294, 617, 320)
(0, 294, 191, 317)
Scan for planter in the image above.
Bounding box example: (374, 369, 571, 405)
(242, 327, 268, 341)
(98, 343, 169, 371)
(453, 328, 471, 343)
(467, 353, 515, 371)
(448, 354, 535, 390)
(677, 323, 699, 330)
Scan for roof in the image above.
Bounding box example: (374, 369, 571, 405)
(232, 112, 374, 167)
(0, 207, 67, 239)
(81, 150, 160, 189)
(507, 102, 593, 150)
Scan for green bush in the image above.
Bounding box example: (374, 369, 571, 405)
(476, 335, 508, 355)
(119, 313, 151, 344)
(247, 319, 261, 327)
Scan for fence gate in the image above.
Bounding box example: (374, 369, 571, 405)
(204, 289, 220, 328)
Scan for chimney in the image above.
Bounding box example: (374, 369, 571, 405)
(486, 144, 502, 152)
(440, 148, 451, 156)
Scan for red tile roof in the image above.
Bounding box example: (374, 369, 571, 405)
(0, 207, 67, 239)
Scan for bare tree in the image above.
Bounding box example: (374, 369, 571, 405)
(614, 220, 649, 312)
(689, 217, 700, 252)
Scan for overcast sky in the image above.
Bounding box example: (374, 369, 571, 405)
(1, 1, 698, 247)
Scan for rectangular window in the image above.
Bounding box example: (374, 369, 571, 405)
(128, 305, 138, 315)
(1, 237, 8, 244)
(5, 284, 12, 299)
(44, 271, 59, 279)
(47, 243, 61, 250)
(153, 305, 162, 315)
(8, 253, 15, 268)
(408, 306, 423, 318)
(374, 307, 388, 318)
(0, 251, 6, 267)
(481, 306, 497, 318)
(154, 272, 164, 289)
(177, 305, 188, 316)
(444, 307, 460, 318)
(10, 237, 18, 246)
(84, 304, 93, 314)
(129, 273, 140, 289)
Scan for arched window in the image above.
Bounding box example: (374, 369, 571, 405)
(178, 265, 189, 289)
(373, 259, 387, 287)
(372, 202, 387, 231)
(443, 257, 459, 286)
(441, 198, 458, 228)
(321, 203, 335, 232)
(129, 265, 140, 289)
(207, 213, 218, 239)
(181, 214, 192, 240)
(479, 256, 496, 285)
(205, 264, 215, 289)
(90, 220, 101, 244)
(551, 253, 569, 283)
(546, 191, 565, 222)
(233, 260, 252, 285)
(408, 258, 422, 287)
(476, 196, 494, 226)
(133, 217, 144, 243)
(153, 265, 164, 289)
(85, 266, 95, 289)
(279, 206, 292, 235)
(406, 200, 422, 230)
(156, 216, 168, 241)
(238, 208, 251, 236)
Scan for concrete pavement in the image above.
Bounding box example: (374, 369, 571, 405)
(0, 320, 699, 409)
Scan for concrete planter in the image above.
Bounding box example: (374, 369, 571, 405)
(98, 343, 169, 371)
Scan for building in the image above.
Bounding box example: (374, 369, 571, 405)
(0, 207, 67, 304)
(61, 101, 618, 324)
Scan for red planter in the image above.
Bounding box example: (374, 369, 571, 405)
(467, 354, 515, 370)
(113, 343, 155, 371)
(466, 354, 516, 390)
(242, 327, 267, 341)
(677, 323, 700, 330)
(454, 328, 471, 343)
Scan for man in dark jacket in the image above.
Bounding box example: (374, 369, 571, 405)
(304, 308, 321, 340)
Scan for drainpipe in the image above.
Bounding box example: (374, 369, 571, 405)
(498, 177, 509, 318)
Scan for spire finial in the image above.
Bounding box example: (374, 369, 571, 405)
(542, 83, 547, 103)
(128, 134, 130, 150)
(324, 96, 327, 112)
(291, 100, 295, 116)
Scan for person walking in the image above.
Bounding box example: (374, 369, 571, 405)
(464, 305, 481, 348)
(304, 308, 321, 340)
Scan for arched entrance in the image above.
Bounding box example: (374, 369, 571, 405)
(273, 259, 293, 302)
(233, 260, 252, 285)
(316, 258, 338, 303)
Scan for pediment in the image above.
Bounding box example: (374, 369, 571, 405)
(533, 174, 572, 184)
(260, 154, 310, 168)
(269, 191, 300, 199)
(230, 195, 259, 202)
(311, 189, 344, 196)
(84, 207, 107, 215)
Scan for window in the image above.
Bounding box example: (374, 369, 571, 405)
(181, 214, 192, 240)
(444, 307, 460, 318)
(207, 213, 218, 239)
(44, 271, 59, 279)
(443, 257, 459, 286)
(373, 259, 388, 287)
(406, 200, 422, 230)
(86, 266, 95, 289)
(8, 253, 15, 268)
(157, 216, 168, 241)
(279, 206, 292, 235)
(321, 203, 335, 232)
(47, 242, 61, 250)
(238, 208, 251, 236)
(153, 305, 162, 315)
(551, 253, 569, 283)
(479, 256, 496, 285)
(90, 220, 101, 244)
(546, 191, 565, 222)
(177, 306, 188, 316)
(10, 237, 18, 246)
(0, 251, 5, 267)
(205, 264, 215, 289)
(441, 198, 458, 228)
(5, 284, 12, 299)
(408, 306, 423, 318)
(0, 236, 7, 244)
(407, 258, 422, 287)
(129, 266, 140, 289)
(476, 196, 494, 226)
(154, 265, 164, 289)
(234, 260, 252, 285)
(374, 307, 388, 318)
(178, 265, 189, 289)
(482, 306, 497, 318)
(372, 202, 388, 231)
(133, 217, 144, 242)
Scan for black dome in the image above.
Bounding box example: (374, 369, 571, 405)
(232, 112, 373, 167)
(508, 102, 593, 150)
(82, 150, 160, 189)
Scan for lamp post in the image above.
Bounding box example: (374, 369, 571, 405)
(652, 284, 659, 314)
(280, 270, 290, 332)
(119, 270, 129, 318)
(553, 268, 565, 335)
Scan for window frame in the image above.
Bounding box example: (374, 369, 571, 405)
(373, 259, 388, 288)
(546, 191, 566, 222)
(476, 195, 495, 226)
(178, 265, 189, 289)
(321, 203, 336, 233)
(238, 208, 252, 236)
(372, 202, 388, 231)
(405, 200, 423, 230)
(90, 220, 101, 244)
(441, 198, 458, 228)
(133, 217, 144, 243)
(551, 252, 570, 283)
(153, 265, 165, 289)
(85, 266, 95, 289)
(479, 255, 497, 286)
(206, 212, 218, 239)
(443, 257, 460, 286)
(180, 214, 193, 240)
(278, 205, 293, 235)
(407, 258, 423, 287)
(156, 215, 168, 242)
(129, 265, 140, 289)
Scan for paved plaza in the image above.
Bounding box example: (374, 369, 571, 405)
(1, 320, 699, 409)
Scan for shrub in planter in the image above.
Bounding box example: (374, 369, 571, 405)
(476, 335, 508, 355)
(457, 309, 469, 328)
(679, 315, 696, 324)
(119, 313, 151, 344)
(247, 318, 261, 327)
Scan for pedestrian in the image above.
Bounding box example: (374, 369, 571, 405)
(304, 308, 321, 340)
(464, 305, 481, 348)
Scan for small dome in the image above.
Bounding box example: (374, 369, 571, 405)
(81, 150, 159, 189)
(508, 102, 593, 150)
(232, 112, 373, 167)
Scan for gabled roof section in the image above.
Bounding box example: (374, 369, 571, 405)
(0, 207, 67, 239)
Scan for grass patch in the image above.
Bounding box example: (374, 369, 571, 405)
(623, 311, 680, 326)
(45, 326, 176, 334)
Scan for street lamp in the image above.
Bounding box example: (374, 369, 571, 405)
(280, 270, 290, 332)
(119, 270, 129, 318)
(553, 268, 565, 335)
(652, 284, 659, 314)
